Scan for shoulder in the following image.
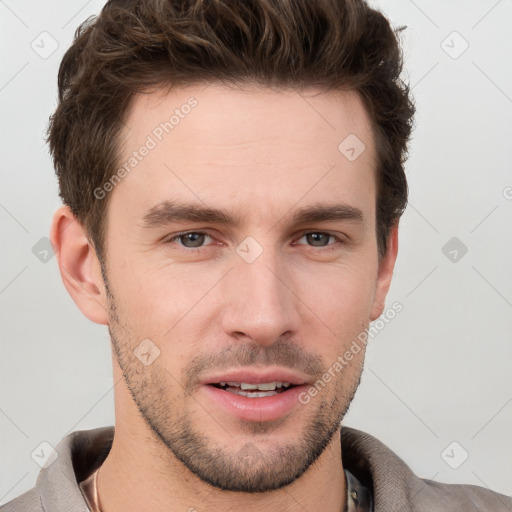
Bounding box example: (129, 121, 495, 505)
(413, 477, 512, 511)
(340, 425, 512, 511)
(0, 488, 43, 512)
(1, 426, 113, 512)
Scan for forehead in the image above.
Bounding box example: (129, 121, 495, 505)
(112, 83, 377, 227)
(124, 82, 374, 153)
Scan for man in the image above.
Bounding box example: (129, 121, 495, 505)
(1, 0, 510, 511)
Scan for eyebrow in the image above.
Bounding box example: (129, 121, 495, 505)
(140, 200, 365, 229)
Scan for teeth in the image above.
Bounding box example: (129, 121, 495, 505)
(225, 388, 279, 398)
(241, 382, 276, 391)
(216, 381, 295, 397)
(240, 382, 259, 390)
(219, 381, 241, 387)
(219, 381, 291, 392)
(218, 381, 292, 391)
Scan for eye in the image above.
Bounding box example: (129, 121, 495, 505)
(295, 232, 342, 248)
(164, 231, 343, 251)
(166, 232, 214, 248)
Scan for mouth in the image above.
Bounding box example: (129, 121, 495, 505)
(209, 381, 296, 398)
(200, 369, 309, 422)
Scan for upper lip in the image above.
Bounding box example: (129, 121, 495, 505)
(200, 368, 309, 386)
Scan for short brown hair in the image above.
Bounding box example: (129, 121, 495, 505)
(47, 0, 414, 261)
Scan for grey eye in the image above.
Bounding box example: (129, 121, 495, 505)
(178, 232, 207, 248)
(304, 233, 332, 247)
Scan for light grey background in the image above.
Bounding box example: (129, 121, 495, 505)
(1, 0, 511, 503)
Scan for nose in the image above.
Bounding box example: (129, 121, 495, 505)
(220, 246, 301, 347)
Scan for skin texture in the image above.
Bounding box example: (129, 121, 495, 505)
(51, 83, 398, 512)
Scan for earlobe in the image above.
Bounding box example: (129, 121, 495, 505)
(50, 206, 109, 325)
(369, 223, 399, 322)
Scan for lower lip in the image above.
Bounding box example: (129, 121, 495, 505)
(201, 384, 307, 422)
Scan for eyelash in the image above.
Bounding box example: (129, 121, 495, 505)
(164, 231, 344, 251)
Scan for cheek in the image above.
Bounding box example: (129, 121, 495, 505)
(106, 257, 228, 375)
(107, 250, 203, 325)
(290, 263, 377, 375)
(296, 261, 378, 331)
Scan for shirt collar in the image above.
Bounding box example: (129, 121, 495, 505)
(78, 464, 373, 512)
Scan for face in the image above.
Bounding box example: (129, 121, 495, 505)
(100, 83, 390, 492)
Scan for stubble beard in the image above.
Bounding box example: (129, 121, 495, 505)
(104, 278, 363, 493)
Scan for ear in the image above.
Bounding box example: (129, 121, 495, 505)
(369, 222, 399, 321)
(50, 206, 109, 325)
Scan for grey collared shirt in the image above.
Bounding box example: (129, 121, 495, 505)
(345, 468, 373, 512)
(2, 425, 511, 511)
(77, 465, 373, 512)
